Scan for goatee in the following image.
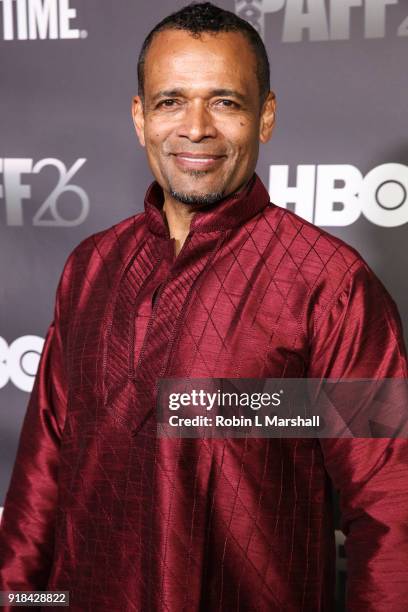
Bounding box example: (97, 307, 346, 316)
(169, 188, 224, 206)
(168, 170, 224, 207)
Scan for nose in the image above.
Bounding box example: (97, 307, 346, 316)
(177, 100, 217, 142)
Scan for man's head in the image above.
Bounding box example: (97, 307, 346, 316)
(132, 2, 276, 208)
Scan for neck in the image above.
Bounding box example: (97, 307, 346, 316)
(162, 195, 196, 256)
(160, 176, 255, 255)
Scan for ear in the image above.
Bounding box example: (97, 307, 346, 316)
(259, 91, 276, 144)
(132, 95, 145, 147)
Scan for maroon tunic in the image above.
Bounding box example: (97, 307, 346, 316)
(1, 174, 408, 611)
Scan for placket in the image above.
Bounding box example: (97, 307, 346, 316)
(131, 241, 174, 371)
(103, 229, 225, 434)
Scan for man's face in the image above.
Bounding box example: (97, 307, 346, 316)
(133, 29, 276, 206)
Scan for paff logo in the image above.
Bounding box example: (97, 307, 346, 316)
(0, 158, 89, 226)
(0, 0, 86, 41)
(269, 164, 408, 227)
(235, 0, 408, 41)
(0, 335, 44, 392)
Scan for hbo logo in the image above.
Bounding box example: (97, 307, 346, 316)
(269, 163, 408, 227)
(0, 335, 44, 393)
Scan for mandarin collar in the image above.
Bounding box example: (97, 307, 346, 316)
(144, 173, 271, 237)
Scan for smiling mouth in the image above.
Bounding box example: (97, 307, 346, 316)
(171, 153, 226, 170)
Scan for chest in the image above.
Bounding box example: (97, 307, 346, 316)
(66, 232, 311, 432)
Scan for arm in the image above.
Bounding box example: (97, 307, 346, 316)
(309, 262, 408, 611)
(0, 262, 71, 595)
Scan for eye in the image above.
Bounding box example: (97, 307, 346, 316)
(157, 99, 179, 108)
(216, 99, 239, 108)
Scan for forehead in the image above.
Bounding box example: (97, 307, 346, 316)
(143, 29, 258, 95)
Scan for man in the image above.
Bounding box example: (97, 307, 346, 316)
(1, 2, 407, 610)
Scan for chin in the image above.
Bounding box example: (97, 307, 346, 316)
(169, 186, 225, 207)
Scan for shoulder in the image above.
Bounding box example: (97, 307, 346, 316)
(259, 207, 406, 358)
(55, 212, 147, 304)
(261, 203, 370, 291)
(61, 211, 146, 274)
(257, 204, 400, 330)
(68, 211, 146, 265)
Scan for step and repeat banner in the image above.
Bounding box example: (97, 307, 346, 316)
(1, 1, 407, 606)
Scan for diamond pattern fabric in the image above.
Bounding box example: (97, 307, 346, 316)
(1, 174, 408, 611)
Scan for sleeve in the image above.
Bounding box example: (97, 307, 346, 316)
(0, 257, 72, 599)
(308, 262, 408, 611)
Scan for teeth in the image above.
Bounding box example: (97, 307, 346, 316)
(179, 156, 215, 162)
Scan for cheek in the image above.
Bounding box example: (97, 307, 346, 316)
(220, 117, 256, 143)
(144, 118, 170, 144)
(233, 128, 259, 157)
(145, 128, 159, 145)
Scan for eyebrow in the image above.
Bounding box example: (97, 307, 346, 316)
(151, 88, 247, 104)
